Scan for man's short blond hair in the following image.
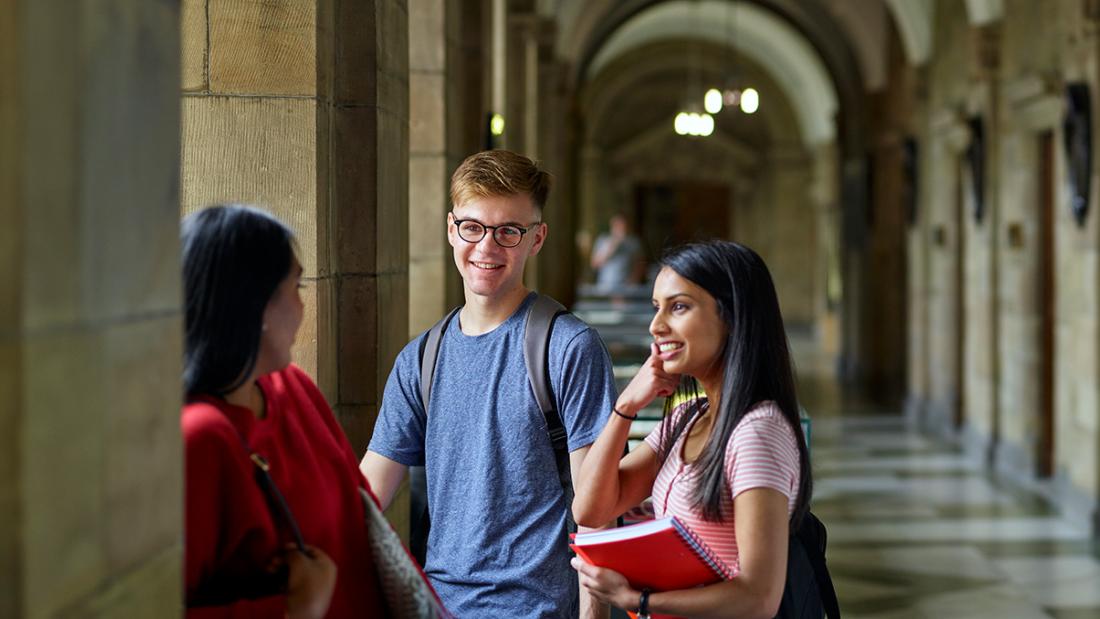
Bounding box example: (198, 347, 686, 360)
(450, 150, 552, 210)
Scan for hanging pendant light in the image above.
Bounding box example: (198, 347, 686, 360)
(704, 88, 723, 114)
(740, 88, 759, 114)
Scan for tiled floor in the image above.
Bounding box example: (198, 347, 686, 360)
(811, 416, 1100, 618)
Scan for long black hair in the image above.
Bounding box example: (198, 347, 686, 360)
(182, 205, 296, 398)
(654, 241, 812, 527)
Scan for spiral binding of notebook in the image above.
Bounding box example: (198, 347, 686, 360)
(670, 517, 733, 580)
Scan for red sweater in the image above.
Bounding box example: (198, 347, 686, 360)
(183, 365, 386, 617)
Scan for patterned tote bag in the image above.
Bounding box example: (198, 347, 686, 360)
(360, 488, 453, 619)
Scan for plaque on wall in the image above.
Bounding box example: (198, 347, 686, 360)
(1063, 82, 1092, 227)
(966, 116, 985, 224)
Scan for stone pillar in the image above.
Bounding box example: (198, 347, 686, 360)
(537, 49, 580, 305)
(578, 143, 606, 283)
(444, 0, 486, 308)
(964, 22, 1001, 461)
(906, 68, 933, 427)
(410, 0, 450, 336)
(2, 2, 182, 615)
(506, 4, 541, 289)
(181, 0, 409, 450)
(838, 157, 869, 384)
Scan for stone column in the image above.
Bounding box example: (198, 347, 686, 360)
(964, 22, 1001, 460)
(838, 157, 869, 384)
(578, 143, 606, 284)
(410, 0, 450, 336)
(181, 0, 409, 450)
(537, 48, 580, 305)
(444, 0, 486, 308)
(2, 2, 182, 615)
(506, 5, 541, 289)
(318, 0, 410, 454)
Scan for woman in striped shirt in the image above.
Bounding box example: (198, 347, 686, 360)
(572, 241, 812, 619)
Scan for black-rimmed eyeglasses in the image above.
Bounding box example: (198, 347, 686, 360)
(451, 215, 541, 248)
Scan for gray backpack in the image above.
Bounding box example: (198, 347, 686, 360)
(409, 294, 571, 564)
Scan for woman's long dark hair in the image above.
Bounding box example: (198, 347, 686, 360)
(654, 241, 812, 528)
(182, 205, 296, 398)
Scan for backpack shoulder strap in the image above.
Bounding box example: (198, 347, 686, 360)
(800, 511, 841, 619)
(523, 294, 568, 451)
(419, 306, 461, 412)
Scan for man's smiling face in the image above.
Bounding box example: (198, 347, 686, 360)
(448, 193, 546, 302)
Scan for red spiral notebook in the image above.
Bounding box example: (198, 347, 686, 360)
(571, 516, 732, 617)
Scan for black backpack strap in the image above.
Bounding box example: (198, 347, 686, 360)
(419, 306, 461, 411)
(523, 294, 568, 451)
(522, 294, 575, 531)
(800, 512, 841, 619)
(410, 305, 461, 565)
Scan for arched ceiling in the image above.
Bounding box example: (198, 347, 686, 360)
(883, 0, 933, 65)
(883, 0, 1002, 65)
(555, 0, 869, 159)
(819, 0, 889, 92)
(585, 0, 838, 146)
(582, 40, 800, 151)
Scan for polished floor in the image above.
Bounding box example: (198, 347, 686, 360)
(574, 288, 1100, 618)
(813, 414, 1100, 619)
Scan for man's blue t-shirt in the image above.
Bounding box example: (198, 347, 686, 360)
(368, 293, 616, 618)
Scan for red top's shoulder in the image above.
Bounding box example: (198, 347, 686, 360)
(182, 399, 235, 437)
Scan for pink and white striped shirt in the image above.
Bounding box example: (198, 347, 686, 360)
(643, 400, 800, 577)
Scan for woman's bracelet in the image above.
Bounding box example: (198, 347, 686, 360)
(638, 587, 652, 618)
(612, 407, 638, 420)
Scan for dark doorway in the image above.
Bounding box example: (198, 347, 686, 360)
(633, 182, 731, 263)
(1037, 131, 1055, 478)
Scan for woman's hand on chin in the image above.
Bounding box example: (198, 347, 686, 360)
(616, 342, 680, 416)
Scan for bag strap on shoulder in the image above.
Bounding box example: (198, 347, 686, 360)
(219, 412, 308, 553)
(799, 512, 841, 619)
(419, 306, 461, 412)
(523, 294, 568, 452)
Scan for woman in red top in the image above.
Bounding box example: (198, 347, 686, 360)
(181, 205, 387, 617)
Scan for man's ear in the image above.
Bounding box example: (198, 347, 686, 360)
(446, 211, 458, 248)
(529, 221, 548, 256)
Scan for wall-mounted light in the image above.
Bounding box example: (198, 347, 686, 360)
(490, 113, 505, 136)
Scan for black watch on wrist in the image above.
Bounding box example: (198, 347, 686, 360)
(637, 587, 652, 619)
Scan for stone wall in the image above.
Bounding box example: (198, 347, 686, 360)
(910, 0, 1100, 524)
(180, 0, 410, 453)
(2, 2, 182, 615)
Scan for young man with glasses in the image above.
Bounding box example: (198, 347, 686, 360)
(361, 150, 616, 618)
